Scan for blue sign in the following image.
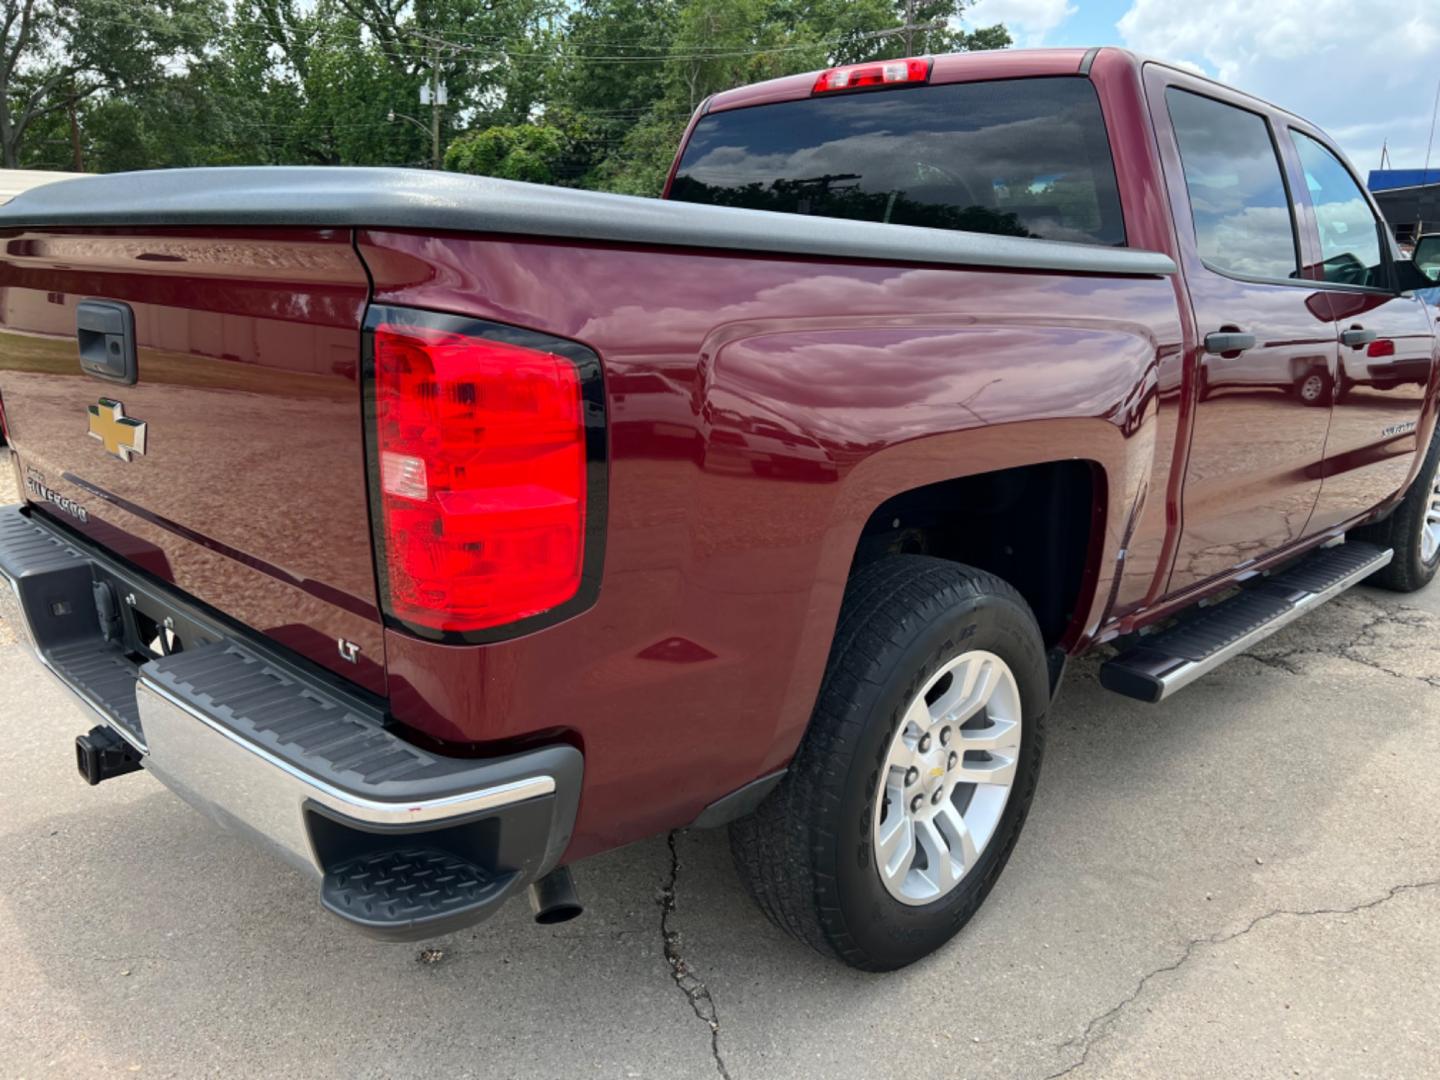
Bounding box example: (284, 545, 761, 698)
(1369, 169, 1440, 192)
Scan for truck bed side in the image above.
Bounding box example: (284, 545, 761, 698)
(359, 228, 1182, 855)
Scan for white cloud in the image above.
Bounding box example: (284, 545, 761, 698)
(1117, 0, 1440, 174)
(965, 0, 1077, 47)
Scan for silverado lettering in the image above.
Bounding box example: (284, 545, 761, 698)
(0, 47, 1437, 971)
(23, 471, 87, 524)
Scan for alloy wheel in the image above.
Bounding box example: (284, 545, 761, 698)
(1422, 473, 1440, 564)
(872, 650, 1022, 905)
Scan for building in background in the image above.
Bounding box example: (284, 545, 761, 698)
(1369, 169, 1440, 246)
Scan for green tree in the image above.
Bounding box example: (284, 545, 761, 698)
(332, 0, 564, 138)
(590, 112, 686, 195)
(444, 122, 573, 183)
(79, 58, 252, 173)
(0, 0, 222, 168)
(554, 0, 678, 156)
(869, 1, 1012, 59)
(201, 0, 564, 169)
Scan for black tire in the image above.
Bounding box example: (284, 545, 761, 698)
(1334, 371, 1354, 404)
(1351, 423, 1440, 592)
(728, 556, 1050, 971)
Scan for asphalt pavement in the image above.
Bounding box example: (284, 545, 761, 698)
(2, 483, 1438, 1077)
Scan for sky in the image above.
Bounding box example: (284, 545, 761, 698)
(962, 0, 1440, 179)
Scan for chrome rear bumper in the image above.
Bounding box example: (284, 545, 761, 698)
(136, 673, 559, 877)
(0, 503, 581, 939)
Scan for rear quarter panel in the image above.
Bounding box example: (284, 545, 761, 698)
(359, 231, 1182, 858)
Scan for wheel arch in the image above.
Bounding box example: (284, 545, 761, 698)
(848, 458, 1107, 649)
(759, 420, 1128, 780)
(822, 419, 1124, 648)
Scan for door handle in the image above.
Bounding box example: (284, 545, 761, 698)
(1340, 326, 1377, 348)
(76, 299, 137, 384)
(1203, 331, 1256, 355)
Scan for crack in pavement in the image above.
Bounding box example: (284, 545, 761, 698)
(659, 831, 732, 1080)
(1244, 595, 1440, 688)
(1043, 877, 1440, 1079)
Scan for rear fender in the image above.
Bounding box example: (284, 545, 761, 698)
(700, 322, 1156, 772)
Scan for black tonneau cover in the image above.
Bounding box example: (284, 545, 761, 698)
(0, 166, 1177, 277)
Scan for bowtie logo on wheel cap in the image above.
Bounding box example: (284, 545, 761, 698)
(87, 398, 147, 462)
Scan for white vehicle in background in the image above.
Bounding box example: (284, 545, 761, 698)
(1197, 344, 1335, 405)
(1338, 237, 1438, 399)
(0, 169, 87, 204)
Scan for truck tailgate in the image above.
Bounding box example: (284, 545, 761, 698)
(0, 227, 384, 695)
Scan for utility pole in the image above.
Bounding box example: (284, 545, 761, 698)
(415, 35, 449, 169)
(898, 1, 945, 56)
(66, 87, 82, 172)
(429, 43, 441, 170)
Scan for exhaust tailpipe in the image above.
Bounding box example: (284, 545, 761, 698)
(528, 866, 583, 924)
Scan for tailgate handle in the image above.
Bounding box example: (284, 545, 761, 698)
(76, 300, 137, 385)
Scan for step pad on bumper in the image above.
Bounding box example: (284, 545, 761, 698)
(322, 848, 508, 939)
(1101, 541, 1392, 702)
(50, 638, 144, 743)
(146, 643, 496, 793)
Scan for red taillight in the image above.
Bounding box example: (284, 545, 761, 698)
(1367, 339, 1396, 358)
(812, 57, 931, 94)
(372, 319, 589, 634)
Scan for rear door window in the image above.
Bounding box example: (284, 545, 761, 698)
(1166, 88, 1300, 282)
(1289, 130, 1390, 290)
(669, 77, 1126, 246)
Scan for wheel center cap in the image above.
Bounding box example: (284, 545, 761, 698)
(919, 745, 947, 798)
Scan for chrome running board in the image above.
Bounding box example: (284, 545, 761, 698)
(1100, 542, 1393, 703)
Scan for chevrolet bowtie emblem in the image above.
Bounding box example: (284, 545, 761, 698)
(87, 398, 147, 462)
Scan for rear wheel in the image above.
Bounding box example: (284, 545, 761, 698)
(1295, 368, 1331, 406)
(1352, 423, 1440, 592)
(728, 556, 1049, 971)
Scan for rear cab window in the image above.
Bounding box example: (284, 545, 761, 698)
(669, 77, 1126, 247)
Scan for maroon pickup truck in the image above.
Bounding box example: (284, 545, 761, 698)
(1, 48, 1437, 971)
